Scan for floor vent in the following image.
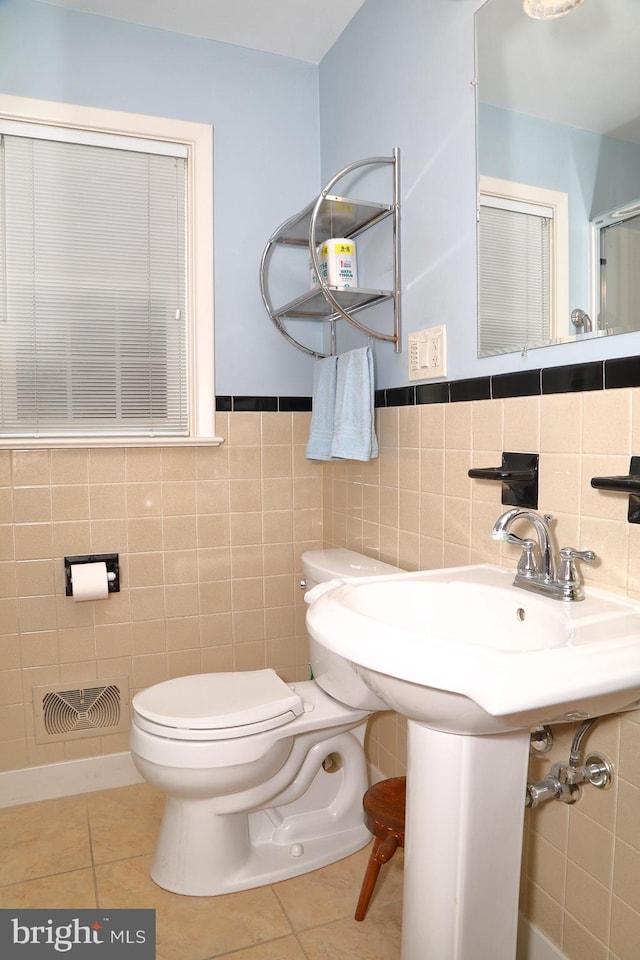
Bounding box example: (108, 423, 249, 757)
(33, 678, 130, 744)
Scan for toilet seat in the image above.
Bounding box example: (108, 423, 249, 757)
(132, 669, 304, 741)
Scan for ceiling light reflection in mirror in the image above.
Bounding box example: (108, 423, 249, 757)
(475, 0, 640, 358)
(523, 0, 585, 20)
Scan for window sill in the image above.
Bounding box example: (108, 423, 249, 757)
(0, 436, 225, 450)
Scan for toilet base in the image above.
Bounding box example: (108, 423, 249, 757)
(152, 810, 369, 896)
(149, 728, 370, 896)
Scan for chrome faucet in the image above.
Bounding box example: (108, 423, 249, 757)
(492, 508, 596, 601)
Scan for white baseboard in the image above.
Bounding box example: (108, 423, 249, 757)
(0, 752, 143, 808)
(517, 916, 567, 960)
(1, 756, 383, 810)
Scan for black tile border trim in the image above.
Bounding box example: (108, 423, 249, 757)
(450, 377, 492, 403)
(278, 396, 313, 412)
(216, 395, 311, 413)
(216, 354, 640, 412)
(541, 361, 603, 395)
(492, 369, 542, 399)
(384, 386, 416, 407)
(605, 356, 640, 390)
(416, 382, 450, 405)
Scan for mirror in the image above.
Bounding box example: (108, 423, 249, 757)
(475, 0, 640, 357)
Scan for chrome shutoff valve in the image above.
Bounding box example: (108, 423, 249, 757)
(526, 755, 613, 808)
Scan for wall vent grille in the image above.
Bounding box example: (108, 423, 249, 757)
(33, 678, 130, 743)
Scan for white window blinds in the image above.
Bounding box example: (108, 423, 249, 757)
(0, 127, 188, 439)
(478, 200, 551, 357)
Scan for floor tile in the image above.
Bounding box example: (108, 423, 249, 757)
(273, 844, 404, 931)
(212, 936, 307, 960)
(87, 782, 164, 864)
(0, 784, 405, 960)
(95, 855, 293, 960)
(0, 868, 97, 908)
(273, 846, 370, 930)
(0, 796, 91, 885)
(298, 901, 402, 960)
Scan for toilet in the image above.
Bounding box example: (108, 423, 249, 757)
(129, 548, 401, 896)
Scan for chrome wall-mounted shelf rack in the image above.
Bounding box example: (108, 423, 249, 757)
(259, 149, 401, 358)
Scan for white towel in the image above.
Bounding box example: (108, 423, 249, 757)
(306, 355, 339, 460)
(330, 346, 378, 461)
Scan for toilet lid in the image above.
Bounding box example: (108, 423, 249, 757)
(132, 669, 304, 739)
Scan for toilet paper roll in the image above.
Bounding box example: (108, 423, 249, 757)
(318, 238, 358, 289)
(70, 561, 109, 601)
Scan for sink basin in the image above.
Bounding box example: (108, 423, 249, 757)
(306, 563, 640, 734)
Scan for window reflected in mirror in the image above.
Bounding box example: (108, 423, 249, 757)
(478, 176, 568, 356)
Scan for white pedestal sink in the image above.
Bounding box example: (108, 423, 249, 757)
(306, 564, 640, 960)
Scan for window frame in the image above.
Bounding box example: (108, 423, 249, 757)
(0, 93, 221, 448)
(478, 175, 569, 357)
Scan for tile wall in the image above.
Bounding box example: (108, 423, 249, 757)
(322, 383, 640, 960)
(0, 410, 321, 773)
(3, 377, 640, 958)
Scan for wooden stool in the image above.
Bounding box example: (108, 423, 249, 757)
(354, 776, 406, 921)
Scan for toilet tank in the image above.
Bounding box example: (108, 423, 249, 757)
(302, 548, 402, 592)
(301, 548, 404, 711)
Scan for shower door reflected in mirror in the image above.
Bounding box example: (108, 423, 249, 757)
(475, 0, 640, 357)
(599, 210, 640, 336)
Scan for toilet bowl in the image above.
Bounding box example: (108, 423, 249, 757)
(129, 548, 402, 896)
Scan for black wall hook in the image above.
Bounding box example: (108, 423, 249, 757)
(469, 452, 539, 509)
(591, 456, 640, 523)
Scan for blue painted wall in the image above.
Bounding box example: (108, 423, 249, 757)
(2, 0, 640, 393)
(0, 0, 321, 396)
(319, 0, 640, 386)
(319, 0, 480, 387)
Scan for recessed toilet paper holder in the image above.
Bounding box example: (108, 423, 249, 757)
(64, 553, 120, 596)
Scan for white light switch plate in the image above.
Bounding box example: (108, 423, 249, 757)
(408, 325, 447, 380)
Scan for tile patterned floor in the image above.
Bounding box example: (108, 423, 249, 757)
(0, 783, 404, 960)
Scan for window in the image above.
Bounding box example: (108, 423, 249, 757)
(478, 176, 568, 358)
(0, 95, 219, 447)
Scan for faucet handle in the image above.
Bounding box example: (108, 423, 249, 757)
(558, 547, 597, 584)
(517, 538, 539, 577)
(560, 548, 596, 564)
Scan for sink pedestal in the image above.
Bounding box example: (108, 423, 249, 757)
(402, 722, 531, 960)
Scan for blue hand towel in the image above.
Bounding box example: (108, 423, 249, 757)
(306, 355, 339, 460)
(330, 346, 379, 461)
